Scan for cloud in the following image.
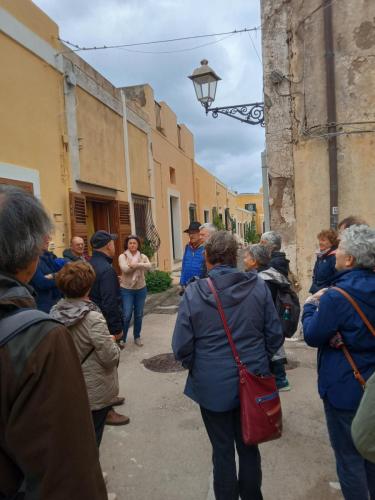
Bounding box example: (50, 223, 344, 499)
(34, 0, 264, 193)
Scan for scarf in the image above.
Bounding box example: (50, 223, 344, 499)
(124, 249, 142, 285)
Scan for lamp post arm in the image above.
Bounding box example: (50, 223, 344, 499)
(203, 102, 264, 126)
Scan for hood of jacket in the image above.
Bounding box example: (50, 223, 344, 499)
(270, 251, 290, 276)
(258, 266, 290, 286)
(332, 268, 375, 309)
(0, 272, 36, 318)
(191, 265, 260, 309)
(50, 298, 101, 327)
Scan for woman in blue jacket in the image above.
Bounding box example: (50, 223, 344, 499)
(173, 231, 283, 500)
(303, 225, 375, 500)
(309, 228, 339, 293)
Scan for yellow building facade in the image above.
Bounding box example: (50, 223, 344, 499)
(235, 190, 265, 235)
(0, 0, 257, 273)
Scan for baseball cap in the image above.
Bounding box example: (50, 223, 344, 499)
(90, 230, 118, 249)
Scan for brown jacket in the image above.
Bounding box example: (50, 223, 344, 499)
(0, 273, 107, 499)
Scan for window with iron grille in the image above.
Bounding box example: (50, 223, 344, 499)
(245, 203, 257, 212)
(132, 195, 160, 251)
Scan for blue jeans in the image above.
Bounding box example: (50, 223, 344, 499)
(324, 399, 375, 500)
(121, 287, 147, 341)
(200, 406, 263, 500)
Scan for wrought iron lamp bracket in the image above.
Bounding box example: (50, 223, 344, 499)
(203, 102, 264, 126)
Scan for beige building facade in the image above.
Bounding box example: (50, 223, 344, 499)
(262, 0, 375, 296)
(0, 0, 256, 274)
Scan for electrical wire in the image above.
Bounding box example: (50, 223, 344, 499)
(116, 33, 236, 55)
(247, 32, 262, 65)
(59, 27, 260, 53)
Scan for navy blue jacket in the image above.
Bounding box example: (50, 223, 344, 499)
(89, 251, 123, 335)
(303, 268, 375, 410)
(30, 251, 63, 313)
(270, 251, 290, 278)
(180, 244, 205, 286)
(172, 266, 283, 412)
(309, 247, 338, 294)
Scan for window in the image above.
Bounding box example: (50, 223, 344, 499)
(155, 101, 163, 132)
(189, 204, 197, 223)
(0, 177, 34, 194)
(177, 125, 183, 150)
(204, 210, 209, 223)
(245, 203, 257, 212)
(169, 167, 176, 184)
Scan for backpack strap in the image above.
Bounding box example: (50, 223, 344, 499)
(0, 308, 58, 347)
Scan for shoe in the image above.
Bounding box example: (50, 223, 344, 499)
(107, 494, 117, 500)
(134, 338, 143, 347)
(278, 383, 291, 392)
(116, 340, 125, 350)
(102, 471, 108, 484)
(110, 396, 125, 407)
(105, 408, 130, 426)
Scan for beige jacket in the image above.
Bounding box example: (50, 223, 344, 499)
(119, 252, 151, 289)
(50, 299, 120, 411)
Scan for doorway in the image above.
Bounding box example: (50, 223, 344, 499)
(169, 195, 182, 261)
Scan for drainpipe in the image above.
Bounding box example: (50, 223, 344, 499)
(261, 151, 270, 232)
(323, 0, 339, 228)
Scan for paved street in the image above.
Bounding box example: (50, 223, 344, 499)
(101, 307, 342, 500)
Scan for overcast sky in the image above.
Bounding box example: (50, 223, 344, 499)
(34, 0, 264, 193)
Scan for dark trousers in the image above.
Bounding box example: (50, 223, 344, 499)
(324, 399, 375, 500)
(92, 406, 111, 448)
(121, 286, 147, 341)
(200, 406, 263, 500)
(271, 359, 288, 389)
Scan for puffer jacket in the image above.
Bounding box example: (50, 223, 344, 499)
(50, 298, 120, 411)
(172, 265, 283, 412)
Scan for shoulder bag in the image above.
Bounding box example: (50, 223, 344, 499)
(207, 278, 282, 445)
(329, 287, 375, 390)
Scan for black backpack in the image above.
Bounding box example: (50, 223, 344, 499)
(274, 284, 301, 338)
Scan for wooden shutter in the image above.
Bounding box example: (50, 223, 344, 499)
(109, 200, 131, 272)
(69, 192, 88, 250)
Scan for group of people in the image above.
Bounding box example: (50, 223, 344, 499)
(173, 217, 375, 500)
(1, 183, 375, 500)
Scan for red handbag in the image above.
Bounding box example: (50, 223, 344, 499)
(207, 278, 283, 445)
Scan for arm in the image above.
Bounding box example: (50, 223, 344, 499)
(263, 285, 284, 358)
(303, 293, 339, 347)
(87, 313, 120, 369)
(30, 267, 58, 291)
(5, 325, 107, 499)
(136, 255, 151, 271)
(118, 253, 133, 274)
(179, 246, 188, 286)
(172, 295, 194, 368)
(99, 268, 123, 335)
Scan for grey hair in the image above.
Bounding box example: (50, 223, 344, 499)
(246, 244, 271, 267)
(339, 225, 375, 269)
(261, 231, 282, 252)
(199, 223, 217, 234)
(0, 186, 52, 274)
(205, 230, 238, 267)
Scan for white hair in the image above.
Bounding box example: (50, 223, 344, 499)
(199, 223, 217, 234)
(340, 225, 375, 269)
(260, 231, 282, 252)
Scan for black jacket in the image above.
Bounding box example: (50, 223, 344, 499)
(270, 251, 290, 278)
(89, 251, 123, 335)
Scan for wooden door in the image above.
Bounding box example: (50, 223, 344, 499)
(109, 200, 131, 272)
(69, 192, 88, 252)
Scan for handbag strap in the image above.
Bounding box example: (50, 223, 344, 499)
(207, 278, 243, 369)
(332, 287, 375, 337)
(341, 344, 367, 389)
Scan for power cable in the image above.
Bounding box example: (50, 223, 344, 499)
(247, 32, 262, 65)
(59, 27, 260, 53)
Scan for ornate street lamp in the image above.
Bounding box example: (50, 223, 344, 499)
(188, 60, 264, 126)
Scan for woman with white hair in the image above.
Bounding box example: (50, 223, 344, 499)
(303, 225, 375, 500)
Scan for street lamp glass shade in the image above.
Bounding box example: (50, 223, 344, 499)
(189, 60, 221, 106)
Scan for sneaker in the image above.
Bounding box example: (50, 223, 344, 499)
(110, 396, 125, 407)
(116, 340, 125, 350)
(107, 494, 117, 500)
(278, 383, 291, 392)
(105, 408, 130, 426)
(102, 471, 108, 484)
(134, 338, 143, 347)
(329, 482, 341, 491)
